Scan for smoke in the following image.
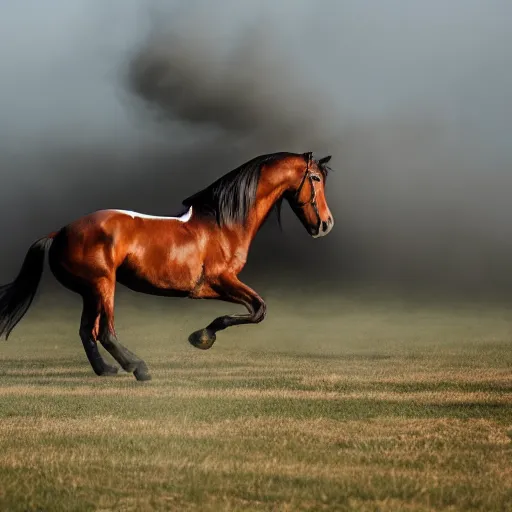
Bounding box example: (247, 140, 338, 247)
(1, 1, 512, 297)
(127, 20, 333, 147)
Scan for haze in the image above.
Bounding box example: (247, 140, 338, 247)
(1, 0, 511, 297)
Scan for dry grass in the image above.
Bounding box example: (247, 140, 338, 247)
(0, 290, 511, 511)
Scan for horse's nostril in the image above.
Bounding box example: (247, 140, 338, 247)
(321, 221, 328, 232)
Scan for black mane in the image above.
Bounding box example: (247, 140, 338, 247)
(182, 152, 297, 226)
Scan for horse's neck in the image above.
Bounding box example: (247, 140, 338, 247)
(245, 182, 288, 239)
(222, 167, 295, 267)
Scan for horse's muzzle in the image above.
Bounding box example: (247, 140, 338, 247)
(312, 216, 334, 238)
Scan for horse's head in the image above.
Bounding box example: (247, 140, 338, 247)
(284, 152, 334, 238)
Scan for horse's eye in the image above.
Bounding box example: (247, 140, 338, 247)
(311, 175, 321, 182)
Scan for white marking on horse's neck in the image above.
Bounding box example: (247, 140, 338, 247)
(111, 206, 193, 222)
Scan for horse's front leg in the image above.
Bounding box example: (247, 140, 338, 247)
(188, 274, 266, 350)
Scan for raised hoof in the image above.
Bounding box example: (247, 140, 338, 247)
(188, 329, 216, 350)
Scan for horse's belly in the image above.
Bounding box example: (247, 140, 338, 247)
(115, 271, 190, 297)
(116, 253, 202, 297)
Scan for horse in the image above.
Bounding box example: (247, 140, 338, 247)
(0, 151, 334, 381)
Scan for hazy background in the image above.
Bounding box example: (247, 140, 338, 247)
(1, 0, 512, 300)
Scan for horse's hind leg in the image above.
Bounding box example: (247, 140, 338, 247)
(79, 295, 118, 377)
(97, 280, 151, 382)
(99, 326, 151, 382)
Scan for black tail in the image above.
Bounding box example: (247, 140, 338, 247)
(0, 235, 54, 340)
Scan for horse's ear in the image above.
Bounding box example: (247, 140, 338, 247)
(318, 155, 332, 165)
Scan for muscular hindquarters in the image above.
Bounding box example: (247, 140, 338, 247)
(48, 224, 119, 293)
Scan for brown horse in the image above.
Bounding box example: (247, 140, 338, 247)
(0, 152, 334, 380)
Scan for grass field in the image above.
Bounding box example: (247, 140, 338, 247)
(0, 287, 511, 511)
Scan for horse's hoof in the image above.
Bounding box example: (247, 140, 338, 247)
(188, 329, 216, 350)
(133, 363, 152, 382)
(134, 369, 152, 381)
(102, 364, 119, 376)
(95, 364, 119, 376)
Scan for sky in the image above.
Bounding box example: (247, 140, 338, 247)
(1, 0, 512, 296)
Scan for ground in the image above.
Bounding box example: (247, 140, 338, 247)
(0, 286, 511, 511)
